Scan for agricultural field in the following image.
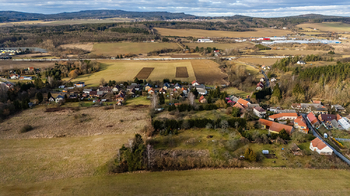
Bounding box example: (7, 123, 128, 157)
(70, 60, 226, 86)
(297, 22, 350, 33)
(59, 43, 94, 51)
(0, 106, 149, 139)
(238, 57, 279, 66)
(1, 169, 350, 195)
(191, 60, 228, 85)
(156, 28, 293, 38)
(0, 18, 133, 27)
(135, 67, 155, 80)
(91, 42, 180, 56)
(260, 49, 328, 56)
(185, 42, 254, 50)
(176, 67, 189, 78)
(0, 61, 55, 70)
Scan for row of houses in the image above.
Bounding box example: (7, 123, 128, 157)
(307, 112, 350, 131)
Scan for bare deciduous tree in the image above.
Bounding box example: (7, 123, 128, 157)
(188, 92, 195, 106)
(150, 95, 159, 109)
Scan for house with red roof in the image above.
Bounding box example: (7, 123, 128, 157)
(307, 112, 320, 127)
(294, 116, 309, 133)
(237, 98, 250, 108)
(199, 95, 206, 103)
(259, 119, 294, 135)
(309, 138, 333, 155)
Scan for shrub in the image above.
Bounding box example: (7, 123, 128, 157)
(20, 125, 33, 133)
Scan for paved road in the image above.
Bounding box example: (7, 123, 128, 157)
(302, 114, 350, 165)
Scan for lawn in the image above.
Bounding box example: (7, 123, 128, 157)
(224, 87, 251, 97)
(126, 96, 150, 105)
(156, 28, 293, 38)
(91, 42, 180, 56)
(70, 60, 196, 86)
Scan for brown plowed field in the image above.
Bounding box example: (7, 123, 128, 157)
(135, 67, 154, 79)
(176, 67, 189, 78)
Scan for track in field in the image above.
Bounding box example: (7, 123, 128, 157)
(135, 67, 154, 79)
(176, 67, 189, 78)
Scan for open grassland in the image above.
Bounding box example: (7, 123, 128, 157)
(191, 60, 228, 85)
(1, 169, 350, 195)
(230, 60, 264, 79)
(92, 42, 180, 55)
(186, 42, 254, 50)
(59, 43, 94, 51)
(156, 27, 293, 38)
(0, 134, 133, 185)
(0, 106, 149, 139)
(304, 61, 337, 67)
(0, 61, 55, 70)
(71, 60, 196, 86)
(224, 87, 251, 97)
(297, 22, 350, 33)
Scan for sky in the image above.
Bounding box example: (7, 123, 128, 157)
(0, 0, 350, 17)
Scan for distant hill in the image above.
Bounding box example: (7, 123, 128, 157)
(0, 10, 196, 23)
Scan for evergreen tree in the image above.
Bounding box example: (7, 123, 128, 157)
(47, 92, 52, 100)
(35, 92, 43, 103)
(272, 83, 282, 100)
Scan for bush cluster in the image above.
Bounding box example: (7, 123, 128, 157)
(20, 125, 33, 133)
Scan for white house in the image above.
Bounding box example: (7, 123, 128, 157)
(309, 138, 333, 155)
(197, 39, 213, 43)
(253, 106, 266, 118)
(55, 95, 64, 103)
(297, 61, 306, 65)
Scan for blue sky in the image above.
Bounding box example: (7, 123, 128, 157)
(0, 0, 350, 17)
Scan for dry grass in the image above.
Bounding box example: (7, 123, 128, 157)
(70, 60, 196, 86)
(0, 106, 149, 139)
(297, 22, 350, 33)
(0, 61, 55, 70)
(91, 42, 180, 55)
(0, 134, 133, 184)
(1, 169, 350, 195)
(59, 43, 94, 51)
(238, 57, 279, 66)
(156, 28, 293, 38)
(260, 50, 328, 56)
(191, 60, 228, 85)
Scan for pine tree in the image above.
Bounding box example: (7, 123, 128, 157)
(47, 92, 52, 100)
(35, 92, 43, 103)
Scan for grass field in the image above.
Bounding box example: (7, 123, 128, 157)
(238, 57, 279, 66)
(1, 168, 350, 195)
(70, 60, 227, 86)
(0, 106, 149, 139)
(59, 43, 94, 51)
(156, 28, 293, 38)
(0, 18, 133, 27)
(91, 42, 180, 55)
(0, 61, 55, 70)
(185, 42, 254, 50)
(191, 60, 228, 85)
(224, 87, 251, 97)
(71, 60, 196, 86)
(297, 22, 350, 33)
(261, 50, 328, 56)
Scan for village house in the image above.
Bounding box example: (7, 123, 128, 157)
(311, 107, 328, 115)
(148, 88, 154, 95)
(159, 88, 167, 94)
(19, 76, 32, 80)
(332, 104, 346, 113)
(237, 98, 250, 108)
(259, 119, 294, 135)
(48, 96, 55, 102)
(83, 88, 92, 94)
(89, 91, 98, 98)
(310, 138, 333, 155)
(97, 91, 104, 97)
(74, 82, 85, 88)
(191, 80, 199, 86)
(297, 61, 306, 65)
(163, 83, 170, 90)
(268, 113, 298, 121)
(55, 95, 64, 103)
(253, 106, 266, 118)
(338, 118, 350, 131)
(112, 85, 121, 93)
(98, 86, 112, 94)
(318, 114, 336, 123)
(294, 116, 309, 133)
(307, 112, 320, 127)
(199, 95, 207, 103)
(10, 74, 20, 79)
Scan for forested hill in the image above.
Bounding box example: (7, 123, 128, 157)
(0, 10, 196, 23)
